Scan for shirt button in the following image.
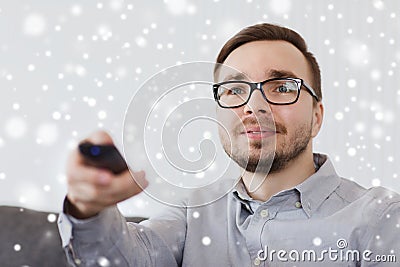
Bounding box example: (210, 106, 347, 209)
(295, 201, 302, 208)
(260, 209, 269, 218)
(254, 258, 261, 266)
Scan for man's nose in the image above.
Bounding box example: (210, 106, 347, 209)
(243, 89, 270, 115)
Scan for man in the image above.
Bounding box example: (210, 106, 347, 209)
(58, 23, 399, 266)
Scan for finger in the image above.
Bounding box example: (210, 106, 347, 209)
(68, 182, 114, 205)
(69, 170, 148, 206)
(69, 181, 126, 208)
(106, 170, 148, 202)
(67, 172, 127, 208)
(83, 130, 114, 145)
(68, 165, 113, 186)
(67, 148, 115, 186)
(118, 169, 148, 189)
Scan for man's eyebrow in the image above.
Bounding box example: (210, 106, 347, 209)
(220, 69, 299, 82)
(221, 72, 249, 82)
(266, 69, 298, 79)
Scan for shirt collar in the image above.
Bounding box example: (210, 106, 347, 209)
(234, 178, 253, 202)
(232, 153, 341, 218)
(295, 153, 341, 217)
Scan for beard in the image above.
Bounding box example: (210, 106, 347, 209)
(220, 117, 312, 174)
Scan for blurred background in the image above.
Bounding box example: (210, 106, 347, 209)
(0, 0, 399, 217)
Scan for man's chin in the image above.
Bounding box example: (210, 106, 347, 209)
(234, 142, 276, 153)
(231, 155, 275, 174)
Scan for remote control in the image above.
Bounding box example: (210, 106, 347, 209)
(78, 142, 128, 174)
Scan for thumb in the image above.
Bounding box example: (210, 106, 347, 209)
(116, 170, 149, 200)
(129, 170, 149, 189)
(85, 130, 114, 145)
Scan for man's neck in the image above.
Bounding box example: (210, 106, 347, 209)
(241, 150, 316, 202)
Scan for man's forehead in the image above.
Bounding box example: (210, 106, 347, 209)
(216, 68, 300, 82)
(216, 40, 311, 83)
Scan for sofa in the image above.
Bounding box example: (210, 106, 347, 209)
(0, 206, 145, 266)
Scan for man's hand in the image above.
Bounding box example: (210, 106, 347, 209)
(65, 131, 148, 219)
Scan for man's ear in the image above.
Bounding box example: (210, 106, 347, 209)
(311, 102, 324, 137)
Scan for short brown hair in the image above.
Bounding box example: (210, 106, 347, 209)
(214, 23, 322, 102)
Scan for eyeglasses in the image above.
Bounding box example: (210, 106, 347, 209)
(213, 77, 319, 108)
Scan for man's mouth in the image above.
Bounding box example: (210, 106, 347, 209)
(241, 127, 277, 139)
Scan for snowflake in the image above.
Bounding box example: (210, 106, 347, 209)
(312, 237, 322, 246)
(24, 14, 46, 36)
(202, 236, 211, 246)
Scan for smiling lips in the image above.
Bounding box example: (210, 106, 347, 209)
(241, 126, 277, 139)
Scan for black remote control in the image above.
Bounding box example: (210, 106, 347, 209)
(78, 142, 129, 174)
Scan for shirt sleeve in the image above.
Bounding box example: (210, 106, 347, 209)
(57, 203, 185, 267)
(361, 200, 400, 266)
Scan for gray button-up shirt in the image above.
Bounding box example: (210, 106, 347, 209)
(58, 154, 400, 266)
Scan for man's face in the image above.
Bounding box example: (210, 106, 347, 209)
(216, 40, 322, 174)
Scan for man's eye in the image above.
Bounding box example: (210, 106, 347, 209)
(273, 82, 297, 93)
(220, 87, 245, 95)
(276, 85, 290, 93)
(229, 87, 245, 95)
